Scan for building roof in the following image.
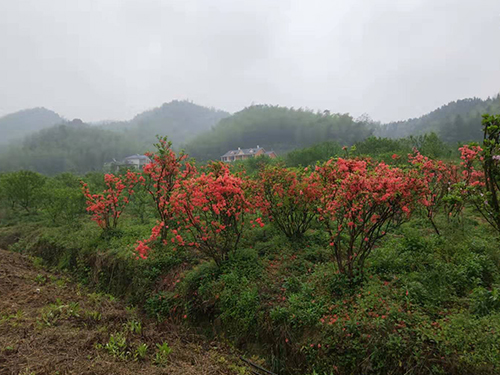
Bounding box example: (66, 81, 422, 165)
(221, 147, 265, 158)
(123, 154, 150, 161)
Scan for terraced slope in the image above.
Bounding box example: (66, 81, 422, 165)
(0, 249, 247, 375)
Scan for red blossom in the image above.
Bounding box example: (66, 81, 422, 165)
(257, 165, 321, 238)
(316, 157, 424, 277)
(409, 150, 465, 234)
(169, 162, 254, 265)
(81, 171, 140, 231)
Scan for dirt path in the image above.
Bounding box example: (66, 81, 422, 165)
(0, 249, 246, 375)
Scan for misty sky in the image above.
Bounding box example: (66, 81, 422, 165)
(0, 0, 499, 123)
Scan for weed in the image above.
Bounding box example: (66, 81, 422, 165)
(95, 332, 131, 360)
(38, 299, 80, 327)
(135, 342, 148, 361)
(123, 319, 142, 334)
(31, 257, 44, 268)
(83, 309, 102, 321)
(0, 310, 25, 327)
(34, 274, 47, 284)
(154, 342, 172, 366)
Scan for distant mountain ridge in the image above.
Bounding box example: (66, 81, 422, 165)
(2, 95, 500, 173)
(0, 107, 64, 145)
(103, 100, 230, 148)
(184, 105, 373, 161)
(377, 95, 500, 143)
(0, 101, 230, 174)
(0, 101, 230, 150)
(0, 121, 141, 175)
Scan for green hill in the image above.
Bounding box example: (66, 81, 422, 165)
(3, 95, 499, 173)
(0, 101, 229, 174)
(0, 122, 141, 175)
(104, 100, 230, 148)
(184, 105, 373, 161)
(377, 95, 500, 143)
(0, 107, 64, 145)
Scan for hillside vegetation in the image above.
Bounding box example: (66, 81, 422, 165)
(0, 108, 64, 146)
(0, 101, 229, 175)
(284, 133, 454, 168)
(377, 95, 500, 143)
(185, 105, 373, 161)
(0, 123, 141, 175)
(2, 95, 500, 173)
(104, 100, 230, 148)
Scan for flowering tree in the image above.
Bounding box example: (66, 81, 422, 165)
(316, 158, 424, 278)
(258, 165, 321, 239)
(169, 163, 254, 266)
(81, 171, 141, 231)
(460, 114, 500, 233)
(409, 150, 461, 235)
(142, 136, 193, 240)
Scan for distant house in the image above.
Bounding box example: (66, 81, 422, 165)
(104, 154, 151, 172)
(122, 154, 151, 169)
(221, 146, 277, 162)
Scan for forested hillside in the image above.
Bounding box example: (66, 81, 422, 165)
(185, 105, 373, 161)
(283, 133, 454, 167)
(0, 107, 64, 146)
(104, 100, 230, 148)
(0, 122, 141, 175)
(3, 95, 499, 173)
(0, 101, 229, 174)
(377, 95, 500, 143)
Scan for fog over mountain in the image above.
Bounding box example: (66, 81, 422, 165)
(0, 108, 64, 145)
(1, 0, 499, 124)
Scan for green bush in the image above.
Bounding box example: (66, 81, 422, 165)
(40, 173, 86, 225)
(0, 170, 46, 213)
(470, 286, 500, 316)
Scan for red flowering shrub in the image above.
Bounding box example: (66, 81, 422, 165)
(142, 136, 193, 241)
(409, 150, 462, 234)
(316, 158, 424, 278)
(169, 162, 254, 265)
(480, 115, 500, 232)
(258, 165, 321, 239)
(81, 170, 141, 231)
(458, 144, 484, 187)
(459, 115, 500, 233)
(135, 137, 196, 259)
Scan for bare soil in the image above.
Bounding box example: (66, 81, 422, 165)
(0, 249, 247, 375)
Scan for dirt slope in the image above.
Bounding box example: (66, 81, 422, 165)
(0, 249, 247, 375)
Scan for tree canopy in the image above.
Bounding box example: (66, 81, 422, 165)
(185, 105, 373, 161)
(0, 123, 141, 175)
(376, 95, 500, 143)
(0, 107, 63, 146)
(104, 100, 230, 148)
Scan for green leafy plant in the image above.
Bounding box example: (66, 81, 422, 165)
(123, 319, 142, 334)
(154, 342, 172, 366)
(0, 170, 46, 213)
(39, 299, 80, 326)
(95, 332, 131, 360)
(135, 343, 148, 361)
(34, 274, 47, 284)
